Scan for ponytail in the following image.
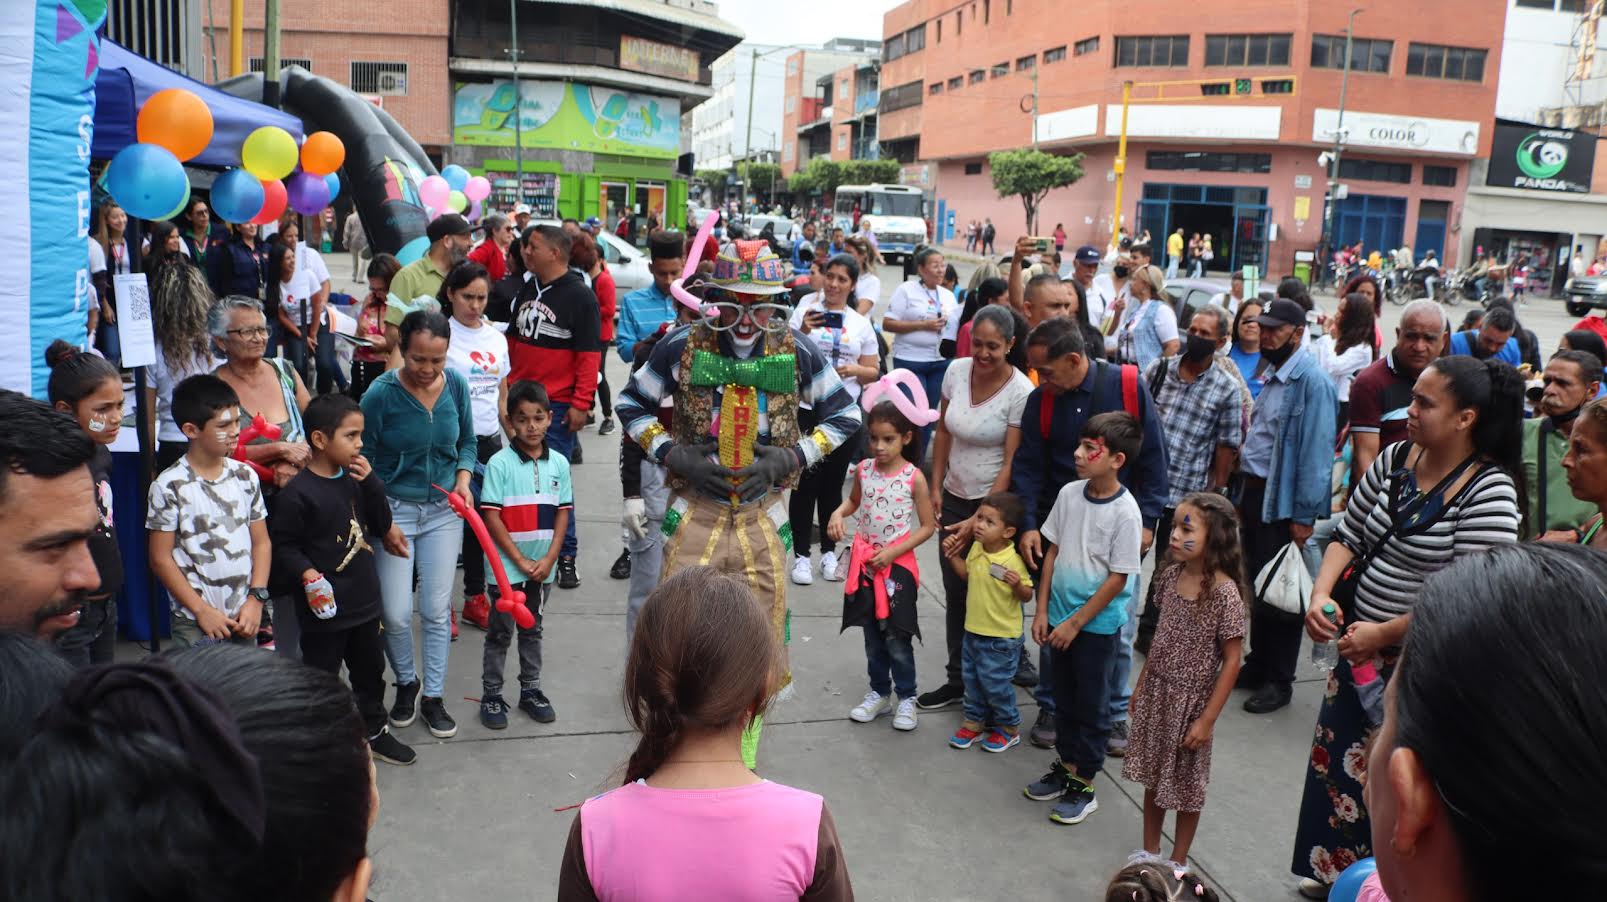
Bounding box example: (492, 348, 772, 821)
(43, 339, 119, 408)
(1105, 858, 1220, 902)
(1430, 356, 1530, 531)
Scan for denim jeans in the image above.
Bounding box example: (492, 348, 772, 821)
(374, 496, 459, 697)
(891, 357, 949, 444)
(939, 492, 985, 687)
(1053, 629, 1119, 782)
(962, 632, 1023, 728)
(1108, 574, 1141, 724)
(95, 320, 122, 368)
(625, 458, 670, 648)
(863, 622, 917, 699)
(543, 401, 579, 559)
(1034, 642, 1056, 717)
(482, 580, 549, 695)
(1166, 255, 1180, 279)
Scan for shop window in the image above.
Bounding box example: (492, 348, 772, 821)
(1422, 165, 1457, 187)
(1073, 37, 1098, 57)
(964, 162, 983, 175)
(1147, 151, 1271, 174)
(1116, 36, 1190, 68)
(1045, 45, 1068, 64)
(991, 62, 1009, 78)
(1339, 158, 1411, 184)
(1204, 33, 1291, 67)
(1405, 42, 1486, 82)
(1017, 55, 1035, 71)
(1311, 35, 1392, 73)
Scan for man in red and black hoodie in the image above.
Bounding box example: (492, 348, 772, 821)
(495, 223, 601, 589)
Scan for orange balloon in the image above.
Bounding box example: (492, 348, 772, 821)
(300, 131, 346, 177)
(136, 88, 214, 162)
(252, 179, 288, 226)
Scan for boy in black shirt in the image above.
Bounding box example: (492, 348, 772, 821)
(270, 393, 416, 765)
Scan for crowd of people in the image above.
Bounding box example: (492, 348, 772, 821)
(9, 192, 1607, 900)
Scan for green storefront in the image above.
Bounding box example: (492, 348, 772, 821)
(453, 78, 687, 232)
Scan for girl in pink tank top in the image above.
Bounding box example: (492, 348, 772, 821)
(557, 566, 854, 901)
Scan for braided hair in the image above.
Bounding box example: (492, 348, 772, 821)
(1106, 858, 1220, 902)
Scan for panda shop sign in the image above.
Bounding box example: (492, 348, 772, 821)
(1486, 119, 1594, 194)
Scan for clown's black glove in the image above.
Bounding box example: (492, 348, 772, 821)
(732, 444, 799, 502)
(665, 441, 734, 498)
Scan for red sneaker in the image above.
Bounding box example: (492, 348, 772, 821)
(949, 725, 985, 750)
(462, 593, 491, 631)
(450, 608, 460, 641)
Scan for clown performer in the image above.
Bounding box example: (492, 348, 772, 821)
(615, 239, 864, 767)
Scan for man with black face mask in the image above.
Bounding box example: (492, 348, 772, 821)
(1525, 349, 1603, 540)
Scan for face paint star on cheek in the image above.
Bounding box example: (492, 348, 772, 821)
(87, 416, 108, 434)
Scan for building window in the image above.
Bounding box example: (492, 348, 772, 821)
(1422, 164, 1457, 187)
(838, 133, 847, 150)
(1261, 78, 1294, 94)
(1017, 54, 1035, 71)
(964, 162, 983, 175)
(1339, 158, 1412, 184)
(984, 0, 990, 23)
(880, 80, 923, 114)
(948, 75, 963, 90)
(1200, 83, 1230, 96)
(991, 61, 1009, 78)
(929, 82, 943, 95)
(1115, 35, 1190, 67)
(783, 141, 794, 161)
(1405, 43, 1487, 82)
(1311, 35, 1392, 73)
(786, 96, 796, 113)
(1044, 45, 1068, 64)
(1073, 36, 1099, 57)
(1204, 33, 1291, 67)
(351, 61, 408, 95)
(936, 18, 941, 42)
(907, 25, 925, 53)
(249, 56, 312, 73)
(1514, 0, 1555, 7)
(969, 69, 985, 84)
(884, 33, 907, 62)
(956, 11, 961, 35)
(1147, 151, 1272, 173)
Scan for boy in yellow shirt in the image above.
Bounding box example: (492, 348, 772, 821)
(944, 492, 1034, 753)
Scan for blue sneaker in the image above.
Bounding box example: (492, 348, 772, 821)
(1024, 759, 1073, 801)
(981, 728, 1021, 753)
(479, 693, 509, 730)
(1049, 781, 1099, 825)
(950, 724, 985, 749)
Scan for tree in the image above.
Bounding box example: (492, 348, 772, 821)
(789, 157, 844, 195)
(746, 162, 783, 205)
(988, 149, 1084, 234)
(695, 168, 730, 200)
(842, 158, 900, 185)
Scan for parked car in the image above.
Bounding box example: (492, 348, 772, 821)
(1161, 276, 1234, 327)
(1564, 275, 1607, 317)
(535, 220, 652, 294)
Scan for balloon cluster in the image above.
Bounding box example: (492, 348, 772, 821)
(104, 87, 348, 226)
(418, 164, 492, 223)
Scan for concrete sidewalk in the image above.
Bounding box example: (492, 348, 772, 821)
(360, 358, 1327, 902)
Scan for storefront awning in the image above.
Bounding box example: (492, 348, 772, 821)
(93, 39, 304, 168)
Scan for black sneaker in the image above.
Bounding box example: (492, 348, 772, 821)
(570, 441, 584, 465)
(369, 728, 417, 766)
(1107, 719, 1130, 757)
(1243, 682, 1292, 715)
(915, 682, 963, 710)
(1012, 651, 1040, 688)
(1024, 758, 1073, 801)
(609, 548, 632, 580)
(598, 416, 617, 436)
(1028, 709, 1057, 749)
(558, 556, 581, 589)
(480, 694, 509, 730)
(519, 688, 556, 723)
(420, 696, 458, 738)
(389, 680, 421, 729)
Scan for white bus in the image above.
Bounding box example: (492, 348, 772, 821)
(832, 184, 927, 262)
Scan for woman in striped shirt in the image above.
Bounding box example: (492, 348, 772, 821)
(1287, 355, 1526, 898)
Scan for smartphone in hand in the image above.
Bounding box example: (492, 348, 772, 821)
(823, 311, 845, 329)
(1029, 237, 1053, 254)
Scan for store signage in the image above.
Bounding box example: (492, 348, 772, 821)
(1312, 109, 1480, 156)
(1486, 119, 1593, 194)
(453, 80, 681, 159)
(619, 35, 700, 82)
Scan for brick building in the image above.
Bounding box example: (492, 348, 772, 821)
(781, 41, 885, 176)
(881, 0, 1508, 275)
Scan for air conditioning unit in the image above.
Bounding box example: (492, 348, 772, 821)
(376, 71, 407, 95)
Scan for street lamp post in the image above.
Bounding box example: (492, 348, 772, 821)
(509, 0, 523, 207)
(1319, 9, 1362, 287)
(741, 45, 801, 224)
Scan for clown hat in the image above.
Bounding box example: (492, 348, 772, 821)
(712, 239, 789, 295)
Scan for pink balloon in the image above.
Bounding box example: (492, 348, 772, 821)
(463, 175, 492, 202)
(671, 209, 719, 314)
(419, 174, 450, 211)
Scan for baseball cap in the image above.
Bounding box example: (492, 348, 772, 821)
(513, 203, 531, 216)
(1253, 298, 1307, 329)
(1073, 245, 1100, 265)
(584, 216, 603, 231)
(426, 213, 472, 243)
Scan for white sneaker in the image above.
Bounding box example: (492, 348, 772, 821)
(790, 555, 814, 586)
(849, 690, 891, 723)
(892, 697, 918, 731)
(820, 550, 843, 582)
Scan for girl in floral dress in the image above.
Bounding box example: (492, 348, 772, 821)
(1122, 492, 1246, 867)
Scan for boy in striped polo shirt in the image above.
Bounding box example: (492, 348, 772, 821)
(479, 380, 573, 729)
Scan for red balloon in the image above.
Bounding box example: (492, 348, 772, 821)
(251, 178, 287, 226)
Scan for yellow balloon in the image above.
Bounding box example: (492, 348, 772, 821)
(241, 126, 298, 181)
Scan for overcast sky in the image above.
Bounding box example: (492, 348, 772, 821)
(715, 0, 902, 48)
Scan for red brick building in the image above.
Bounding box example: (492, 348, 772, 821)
(882, 0, 1507, 274)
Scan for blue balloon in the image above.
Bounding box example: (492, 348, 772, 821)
(105, 143, 190, 220)
(324, 172, 341, 203)
(1329, 857, 1378, 902)
(395, 236, 430, 266)
(440, 163, 470, 192)
(210, 168, 266, 224)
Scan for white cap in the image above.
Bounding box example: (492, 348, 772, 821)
(513, 203, 532, 215)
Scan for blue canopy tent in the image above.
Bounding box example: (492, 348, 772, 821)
(94, 38, 303, 167)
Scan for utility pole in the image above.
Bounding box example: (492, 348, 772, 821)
(1109, 80, 1132, 252)
(262, 0, 281, 107)
(1031, 65, 1040, 149)
(229, 0, 244, 77)
(742, 47, 761, 223)
(510, 0, 523, 206)
(1319, 9, 1362, 286)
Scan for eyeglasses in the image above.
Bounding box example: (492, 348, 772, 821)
(701, 302, 792, 333)
(227, 327, 270, 340)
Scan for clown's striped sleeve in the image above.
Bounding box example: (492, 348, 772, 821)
(791, 328, 863, 468)
(616, 325, 692, 463)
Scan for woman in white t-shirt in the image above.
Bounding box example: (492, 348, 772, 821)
(786, 252, 879, 585)
(883, 247, 958, 432)
(276, 216, 343, 392)
(1312, 291, 1378, 422)
(921, 304, 1034, 706)
(846, 236, 882, 319)
(267, 243, 323, 384)
(441, 260, 511, 612)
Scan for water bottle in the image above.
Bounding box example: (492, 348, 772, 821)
(1310, 603, 1340, 672)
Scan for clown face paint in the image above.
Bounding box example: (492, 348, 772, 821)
(1074, 436, 1113, 478)
(72, 377, 126, 446)
(214, 409, 237, 446)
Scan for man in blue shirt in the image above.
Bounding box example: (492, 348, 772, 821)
(615, 231, 685, 364)
(790, 221, 817, 277)
(1446, 303, 1520, 365)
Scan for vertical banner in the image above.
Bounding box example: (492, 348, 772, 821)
(1, 0, 107, 397)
